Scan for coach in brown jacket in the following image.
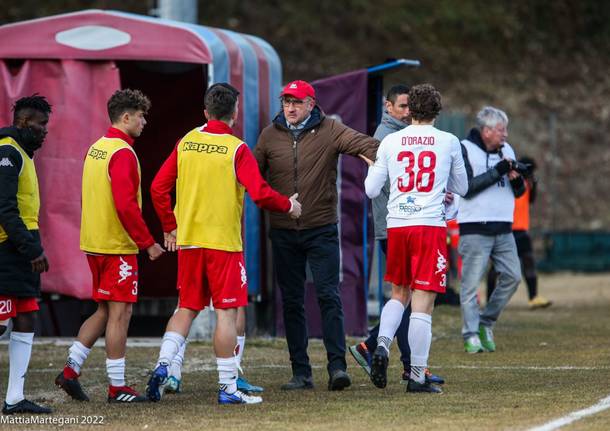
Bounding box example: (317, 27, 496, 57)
(254, 80, 378, 391)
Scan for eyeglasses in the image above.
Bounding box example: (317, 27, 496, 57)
(281, 98, 306, 107)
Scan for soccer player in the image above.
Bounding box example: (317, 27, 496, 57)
(349, 84, 445, 387)
(55, 89, 164, 403)
(146, 83, 301, 405)
(0, 95, 53, 414)
(361, 84, 467, 393)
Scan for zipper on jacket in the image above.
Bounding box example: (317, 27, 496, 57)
(292, 139, 298, 194)
(292, 139, 300, 227)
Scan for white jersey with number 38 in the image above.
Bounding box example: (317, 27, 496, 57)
(365, 124, 467, 228)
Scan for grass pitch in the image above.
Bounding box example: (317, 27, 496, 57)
(1, 273, 609, 430)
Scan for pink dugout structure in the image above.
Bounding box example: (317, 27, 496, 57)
(0, 9, 282, 300)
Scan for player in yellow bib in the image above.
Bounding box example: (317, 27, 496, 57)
(147, 83, 301, 404)
(56, 90, 164, 404)
(0, 95, 52, 414)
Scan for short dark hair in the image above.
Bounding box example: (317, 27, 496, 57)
(12, 94, 52, 123)
(386, 84, 410, 104)
(107, 89, 151, 124)
(408, 84, 442, 121)
(204, 83, 239, 121)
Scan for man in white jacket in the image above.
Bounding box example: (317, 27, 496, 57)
(457, 106, 525, 354)
(361, 84, 467, 393)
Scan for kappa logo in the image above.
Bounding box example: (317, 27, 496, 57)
(0, 157, 13, 167)
(183, 142, 228, 154)
(435, 249, 446, 275)
(289, 83, 298, 89)
(239, 261, 247, 287)
(118, 257, 133, 283)
(88, 147, 108, 160)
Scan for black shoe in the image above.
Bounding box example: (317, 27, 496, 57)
(108, 385, 148, 403)
(370, 346, 388, 389)
(328, 369, 351, 391)
(401, 368, 446, 385)
(2, 399, 52, 415)
(55, 372, 90, 401)
(406, 379, 443, 394)
(280, 375, 314, 390)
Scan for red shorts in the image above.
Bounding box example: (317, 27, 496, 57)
(177, 248, 248, 311)
(385, 226, 448, 293)
(87, 254, 139, 303)
(0, 296, 39, 320)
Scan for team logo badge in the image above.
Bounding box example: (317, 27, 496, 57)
(0, 157, 13, 167)
(435, 249, 446, 275)
(239, 261, 247, 287)
(118, 257, 133, 283)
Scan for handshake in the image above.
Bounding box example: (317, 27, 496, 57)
(494, 159, 532, 176)
(288, 193, 302, 219)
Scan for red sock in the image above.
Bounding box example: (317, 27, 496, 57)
(63, 365, 79, 380)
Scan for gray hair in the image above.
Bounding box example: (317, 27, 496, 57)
(475, 106, 508, 130)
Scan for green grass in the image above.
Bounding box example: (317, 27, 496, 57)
(1, 275, 609, 430)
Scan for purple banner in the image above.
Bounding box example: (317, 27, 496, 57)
(275, 69, 373, 337)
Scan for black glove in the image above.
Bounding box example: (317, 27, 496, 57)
(494, 159, 512, 176)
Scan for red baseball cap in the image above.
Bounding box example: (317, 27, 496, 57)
(281, 80, 315, 100)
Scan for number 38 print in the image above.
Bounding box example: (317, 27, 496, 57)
(397, 150, 436, 193)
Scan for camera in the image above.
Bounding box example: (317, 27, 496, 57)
(511, 160, 533, 176)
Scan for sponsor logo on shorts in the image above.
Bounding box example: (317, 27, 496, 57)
(435, 249, 446, 275)
(183, 142, 228, 154)
(414, 280, 430, 286)
(239, 262, 247, 287)
(398, 196, 422, 215)
(88, 147, 107, 160)
(222, 298, 237, 303)
(0, 157, 14, 167)
(98, 289, 110, 295)
(118, 257, 133, 283)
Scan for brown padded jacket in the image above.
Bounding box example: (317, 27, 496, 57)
(254, 106, 379, 230)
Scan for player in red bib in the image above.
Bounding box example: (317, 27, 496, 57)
(361, 84, 468, 393)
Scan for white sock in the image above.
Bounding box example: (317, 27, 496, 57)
(6, 332, 33, 405)
(67, 341, 91, 374)
(377, 299, 405, 353)
(157, 331, 185, 367)
(106, 357, 126, 387)
(217, 357, 238, 394)
(409, 312, 432, 384)
(235, 335, 245, 369)
(169, 339, 187, 380)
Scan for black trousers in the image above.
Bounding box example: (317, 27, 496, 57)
(270, 224, 346, 377)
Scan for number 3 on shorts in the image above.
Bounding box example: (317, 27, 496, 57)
(131, 281, 138, 296)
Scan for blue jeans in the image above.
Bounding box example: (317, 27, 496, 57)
(458, 233, 521, 339)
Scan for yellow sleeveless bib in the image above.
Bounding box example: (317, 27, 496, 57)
(0, 137, 40, 243)
(80, 137, 142, 254)
(175, 127, 245, 251)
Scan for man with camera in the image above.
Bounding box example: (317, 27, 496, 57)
(457, 106, 526, 354)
